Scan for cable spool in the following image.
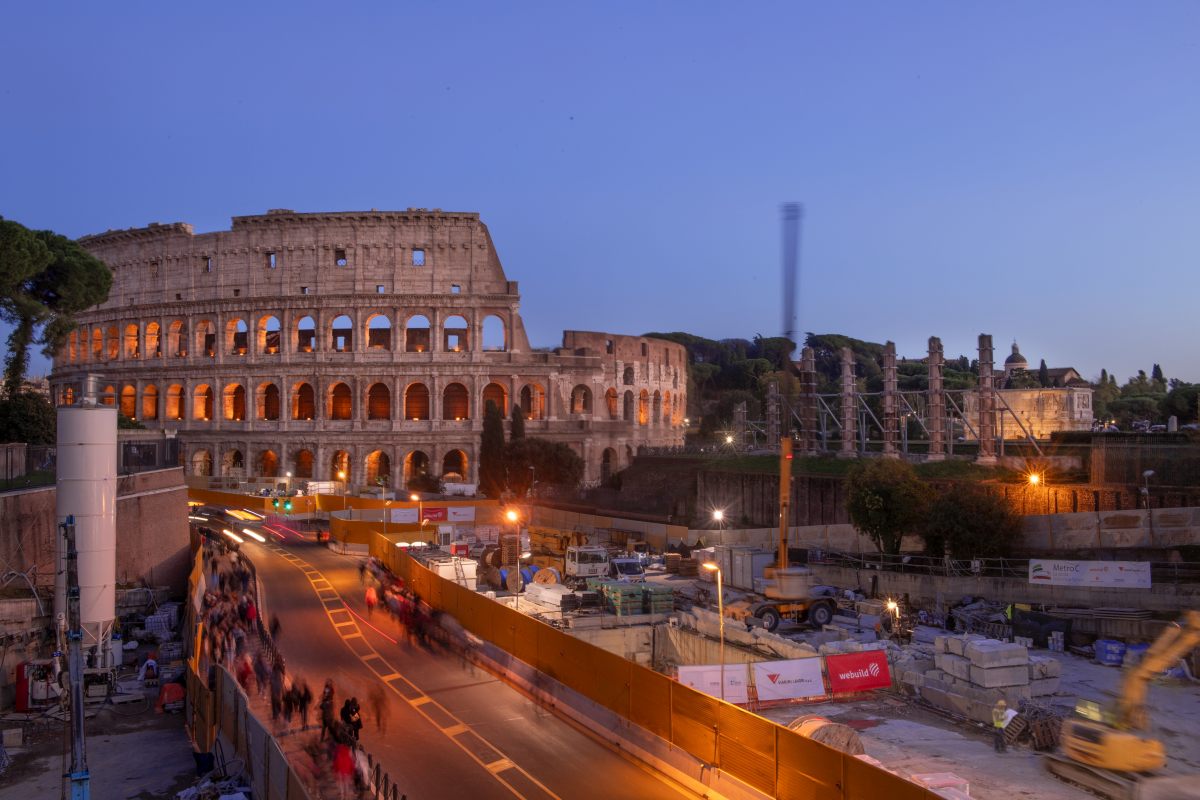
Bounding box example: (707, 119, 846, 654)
(787, 716, 864, 755)
(506, 570, 523, 594)
(533, 567, 560, 585)
(481, 545, 501, 568)
(520, 568, 534, 585)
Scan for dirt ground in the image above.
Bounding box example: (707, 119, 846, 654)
(759, 650, 1200, 800)
(0, 688, 196, 800)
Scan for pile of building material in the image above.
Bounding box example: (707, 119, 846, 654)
(601, 582, 645, 615)
(524, 582, 581, 610)
(897, 634, 1062, 725)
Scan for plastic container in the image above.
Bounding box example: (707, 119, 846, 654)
(1123, 642, 1150, 667)
(110, 633, 124, 667)
(1094, 639, 1127, 666)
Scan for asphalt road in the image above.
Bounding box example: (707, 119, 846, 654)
(241, 526, 692, 800)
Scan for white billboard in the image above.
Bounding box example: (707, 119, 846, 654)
(677, 664, 750, 704)
(752, 658, 827, 701)
(447, 506, 476, 522)
(1029, 559, 1151, 589)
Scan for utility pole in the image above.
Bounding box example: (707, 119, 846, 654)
(61, 516, 90, 800)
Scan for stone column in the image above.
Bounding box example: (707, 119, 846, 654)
(927, 336, 946, 462)
(798, 346, 818, 455)
(976, 333, 997, 465)
(430, 309, 442, 353)
(882, 341, 899, 458)
(839, 347, 857, 458)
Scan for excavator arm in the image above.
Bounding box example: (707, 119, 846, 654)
(1116, 609, 1200, 731)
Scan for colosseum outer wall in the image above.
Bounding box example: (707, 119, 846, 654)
(51, 210, 686, 488)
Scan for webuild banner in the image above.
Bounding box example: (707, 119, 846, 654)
(752, 658, 826, 701)
(1028, 559, 1151, 589)
(447, 506, 476, 522)
(825, 650, 891, 694)
(677, 664, 750, 704)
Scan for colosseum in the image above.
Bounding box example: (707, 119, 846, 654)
(50, 209, 686, 489)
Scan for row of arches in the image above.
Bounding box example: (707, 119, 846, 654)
(63, 312, 509, 364)
(189, 446, 469, 485)
(74, 380, 682, 426)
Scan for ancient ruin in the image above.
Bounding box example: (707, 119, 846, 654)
(49, 209, 686, 487)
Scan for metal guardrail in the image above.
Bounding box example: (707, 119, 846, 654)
(807, 549, 1200, 585)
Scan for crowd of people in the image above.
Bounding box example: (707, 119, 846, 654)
(199, 537, 375, 798)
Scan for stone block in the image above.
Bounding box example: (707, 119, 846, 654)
(966, 699, 996, 725)
(970, 664, 1029, 688)
(1028, 655, 1062, 679)
(944, 690, 971, 718)
(1003, 684, 1032, 705)
(935, 652, 972, 681)
(965, 639, 1028, 668)
(934, 634, 949, 653)
(946, 636, 967, 656)
(920, 685, 952, 711)
(924, 669, 946, 683)
(1030, 676, 1061, 696)
(911, 657, 935, 674)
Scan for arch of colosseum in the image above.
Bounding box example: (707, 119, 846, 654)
(51, 209, 686, 488)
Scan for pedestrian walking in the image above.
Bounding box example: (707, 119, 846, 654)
(340, 698, 363, 743)
(269, 614, 281, 641)
(319, 681, 336, 741)
(358, 561, 367, 585)
(269, 660, 285, 721)
(364, 585, 378, 617)
(296, 679, 313, 730)
(253, 652, 270, 697)
(367, 683, 388, 733)
(992, 700, 1009, 752)
(332, 742, 355, 800)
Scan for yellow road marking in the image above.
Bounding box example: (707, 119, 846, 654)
(263, 542, 561, 800)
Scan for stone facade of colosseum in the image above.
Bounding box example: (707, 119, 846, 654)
(50, 209, 686, 489)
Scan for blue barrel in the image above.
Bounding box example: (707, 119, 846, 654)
(1094, 639, 1126, 666)
(499, 568, 508, 587)
(520, 568, 534, 584)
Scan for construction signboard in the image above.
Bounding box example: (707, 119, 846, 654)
(825, 651, 891, 693)
(1028, 559, 1151, 588)
(751, 658, 826, 701)
(676, 664, 751, 704)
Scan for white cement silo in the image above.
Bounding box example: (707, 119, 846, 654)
(55, 403, 117, 665)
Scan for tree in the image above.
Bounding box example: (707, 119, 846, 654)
(1160, 383, 1199, 425)
(845, 459, 931, 555)
(1100, 368, 1108, 385)
(0, 391, 56, 445)
(478, 400, 506, 498)
(0, 219, 111, 396)
(505, 438, 584, 495)
(510, 404, 526, 440)
(922, 484, 1022, 558)
(1038, 359, 1050, 387)
(1151, 363, 1164, 384)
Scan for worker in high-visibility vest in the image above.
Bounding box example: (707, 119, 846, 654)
(992, 699, 1009, 752)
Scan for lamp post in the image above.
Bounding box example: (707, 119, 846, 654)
(338, 470, 347, 511)
(702, 562, 725, 701)
(1142, 469, 1156, 544)
(1027, 471, 1041, 515)
(713, 508, 725, 544)
(383, 500, 392, 539)
(505, 508, 521, 610)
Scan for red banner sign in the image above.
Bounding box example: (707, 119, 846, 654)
(421, 507, 447, 522)
(825, 651, 891, 693)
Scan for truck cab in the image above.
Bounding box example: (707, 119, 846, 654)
(609, 556, 646, 582)
(565, 545, 610, 582)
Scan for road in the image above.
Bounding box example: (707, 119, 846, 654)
(240, 525, 692, 800)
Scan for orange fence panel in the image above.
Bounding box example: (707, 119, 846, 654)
(776, 728, 843, 800)
(717, 703, 777, 796)
(589, 648, 632, 718)
(670, 683, 718, 763)
(512, 612, 543, 668)
(843, 753, 933, 800)
(629, 666, 672, 739)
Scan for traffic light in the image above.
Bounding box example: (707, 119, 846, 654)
(272, 498, 280, 510)
(283, 499, 292, 514)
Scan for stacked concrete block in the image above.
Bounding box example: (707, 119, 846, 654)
(913, 635, 1039, 723)
(1028, 655, 1062, 696)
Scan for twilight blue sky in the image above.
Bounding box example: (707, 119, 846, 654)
(2, 2, 1198, 383)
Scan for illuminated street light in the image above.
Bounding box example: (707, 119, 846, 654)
(701, 562, 725, 701)
(724, 434, 734, 445)
(1028, 472, 1040, 487)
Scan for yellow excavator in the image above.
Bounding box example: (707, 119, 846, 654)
(1045, 609, 1200, 799)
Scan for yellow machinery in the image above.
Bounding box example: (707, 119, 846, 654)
(1046, 610, 1200, 798)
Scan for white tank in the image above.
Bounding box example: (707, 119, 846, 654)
(56, 404, 117, 665)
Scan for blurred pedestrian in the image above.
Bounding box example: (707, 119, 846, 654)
(365, 585, 378, 617)
(269, 614, 281, 641)
(367, 684, 388, 733)
(296, 679, 313, 730)
(319, 682, 336, 741)
(332, 742, 355, 799)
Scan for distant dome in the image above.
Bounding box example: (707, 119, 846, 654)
(1005, 342, 1028, 368)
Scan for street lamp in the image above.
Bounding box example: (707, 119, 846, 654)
(383, 500, 392, 539)
(505, 508, 521, 609)
(338, 470, 347, 511)
(701, 562, 725, 701)
(712, 509, 725, 543)
(1142, 469, 1156, 544)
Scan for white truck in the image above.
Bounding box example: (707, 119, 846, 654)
(608, 556, 647, 582)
